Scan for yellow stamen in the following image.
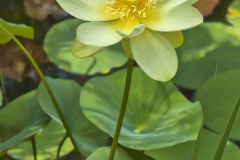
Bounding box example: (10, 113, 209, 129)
(106, 0, 161, 20)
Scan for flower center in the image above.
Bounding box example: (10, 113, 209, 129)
(106, 0, 160, 20)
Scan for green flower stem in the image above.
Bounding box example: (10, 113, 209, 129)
(109, 58, 134, 160)
(213, 97, 240, 160)
(191, 121, 204, 160)
(31, 136, 37, 160)
(0, 74, 8, 103)
(56, 134, 68, 160)
(0, 25, 80, 154)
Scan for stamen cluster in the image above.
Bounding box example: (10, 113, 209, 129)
(106, 0, 160, 20)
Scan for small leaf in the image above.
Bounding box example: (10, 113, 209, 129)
(0, 91, 49, 152)
(0, 18, 34, 44)
(80, 68, 203, 150)
(227, 0, 240, 26)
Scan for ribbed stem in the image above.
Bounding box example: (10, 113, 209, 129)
(191, 121, 204, 160)
(56, 134, 68, 160)
(0, 25, 79, 154)
(108, 58, 134, 160)
(0, 75, 8, 104)
(31, 136, 37, 160)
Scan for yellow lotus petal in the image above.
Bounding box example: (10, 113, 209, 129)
(72, 38, 102, 58)
(116, 18, 145, 38)
(142, 1, 203, 32)
(57, 0, 118, 21)
(77, 20, 144, 47)
(160, 32, 184, 48)
(130, 30, 178, 82)
(77, 21, 122, 47)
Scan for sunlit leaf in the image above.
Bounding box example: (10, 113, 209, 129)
(197, 69, 240, 140)
(86, 147, 132, 160)
(0, 91, 49, 153)
(80, 68, 202, 150)
(227, 0, 240, 27)
(0, 18, 34, 44)
(37, 78, 108, 156)
(43, 19, 127, 75)
(8, 121, 73, 160)
(174, 22, 240, 89)
(145, 129, 240, 160)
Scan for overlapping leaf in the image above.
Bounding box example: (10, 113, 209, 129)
(174, 22, 240, 89)
(43, 19, 127, 75)
(0, 91, 49, 153)
(37, 78, 108, 156)
(8, 121, 73, 160)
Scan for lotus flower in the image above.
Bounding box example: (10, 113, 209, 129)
(57, 0, 203, 81)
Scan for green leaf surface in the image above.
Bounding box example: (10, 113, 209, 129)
(43, 19, 127, 75)
(8, 121, 73, 160)
(197, 69, 240, 140)
(80, 68, 203, 150)
(0, 91, 49, 153)
(86, 147, 132, 160)
(0, 18, 34, 44)
(145, 130, 240, 160)
(125, 149, 154, 160)
(173, 22, 240, 89)
(37, 78, 108, 156)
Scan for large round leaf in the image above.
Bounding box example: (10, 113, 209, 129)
(145, 129, 240, 160)
(0, 91, 49, 153)
(197, 69, 240, 140)
(86, 147, 132, 160)
(8, 121, 73, 160)
(37, 78, 108, 156)
(173, 22, 240, 89)
(43, 19, 127, 75)
(80, 68, 203, 150)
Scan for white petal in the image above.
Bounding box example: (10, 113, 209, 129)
(77, 20, 144, 47)
(160, 31, 183, 48)
(163, 0, 198, 10)
(77, 21, 123, 47)
(57, 0, 118, 21)
(130, 30, 178, 82)
(143, 2, 203, 32)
